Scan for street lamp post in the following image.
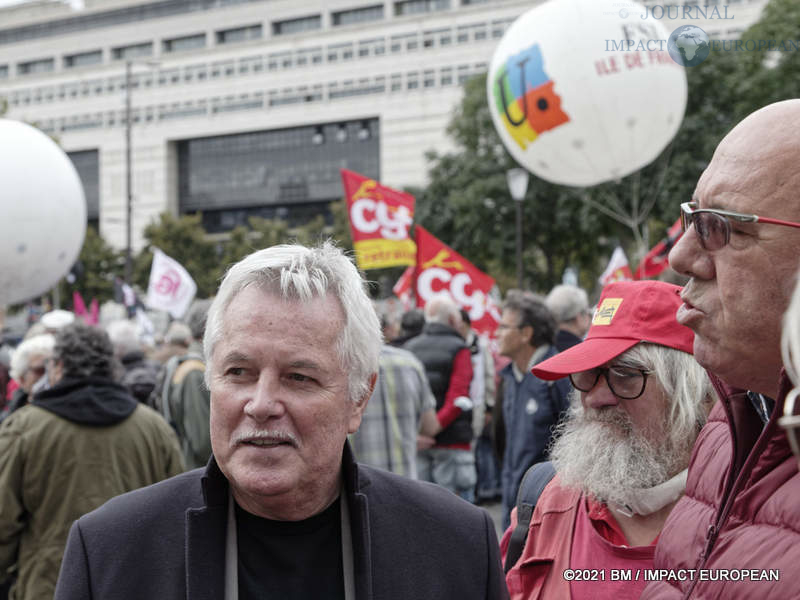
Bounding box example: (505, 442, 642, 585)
(124, 60, 132, 283)
(506, 168, 530, 289)
(123, 59, 159, 284)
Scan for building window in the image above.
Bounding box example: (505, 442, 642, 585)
(112, 42, 153, 61)
(332, 4, 384, 26)
(423, 69, 435, 87)
(394, 0, 451, 16)
(17, 57, 55, 76)
(0, 64, 7, 79)
(163, 33, 206, 53)
(64, 49, 103, 69)
(440, 66, 453, 86)
(67, 150, 100, 221)
(407, 71, 419, 89)
(272, 15, 321, 36)
(176, 119, 380, 233)
(216, 24, 262, 45)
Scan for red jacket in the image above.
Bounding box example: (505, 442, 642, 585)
(642, 372, 800, 599)
(501, 475, 581, 600)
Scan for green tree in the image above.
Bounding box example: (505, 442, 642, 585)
(133, 212, 219, 298)
(416, 74, 617, 293)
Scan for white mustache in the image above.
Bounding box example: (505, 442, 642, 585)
(234, 430, 299, 447)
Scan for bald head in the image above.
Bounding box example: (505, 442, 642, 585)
(669, 100, 800, 397)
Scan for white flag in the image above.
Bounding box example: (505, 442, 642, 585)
(598, 246, 634, 286)
(145, 249, 197, 318)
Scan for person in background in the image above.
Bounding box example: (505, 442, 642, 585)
(496, 291, 570, 528)
(151, 321, 192, 365)
(0, 334, 55, 421)
(158, 300, 213, 470)
(106, 319, 162, 403)
(545, 284, 592, 352)
(54, 243, 508, 600)
(0, 323, 182, 600)
(457, 309, 501, 504)
(642, 100, 800, 599)
(389, 308, 425, 347)
(349, 342, 440, 478)
(405, 296, 476, 501)
(503, 280, 714, 599)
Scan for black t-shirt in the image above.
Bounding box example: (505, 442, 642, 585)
(235, 498, 345, 600)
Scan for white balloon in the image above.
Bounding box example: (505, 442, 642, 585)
(0, 119, 86, 305)
(488, 0, 688, 187)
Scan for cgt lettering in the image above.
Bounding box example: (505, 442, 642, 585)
(417, 267, 488, 321)
(350, 198, 412, 240)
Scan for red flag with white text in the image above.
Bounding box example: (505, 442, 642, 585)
(341, 169, 416, 270)
(414, 226, 500, 336)
(634, 219, 683, 280)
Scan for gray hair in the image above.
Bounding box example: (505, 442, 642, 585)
(619, 342, 714, 439)
(186, 299, 212, 341)
(54, 324, 116, 380)
(782, 269, 800, 386)
(106, 319, 141, 357)
(545, 284, 589, 323)
(10, 334, 55, 381)
(164, 322, 192, 347)
(424, 295, 461, 326)
(203, 242, 381, 403)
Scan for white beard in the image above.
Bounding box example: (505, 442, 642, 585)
(549, 400, 690, 509)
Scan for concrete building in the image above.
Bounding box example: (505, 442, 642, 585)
(0, 0, 766, 251)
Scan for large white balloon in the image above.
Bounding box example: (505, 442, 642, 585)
(0, 119, 86, 305)
(488, 0, 688, 187)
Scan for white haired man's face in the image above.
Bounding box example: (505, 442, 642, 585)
(550, 357, 690, 507)
(209, 286, 368, 521)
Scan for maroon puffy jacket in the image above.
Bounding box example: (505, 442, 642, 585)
(642, 372, 800, 599)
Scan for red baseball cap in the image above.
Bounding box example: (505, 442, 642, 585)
(532, 280, 694, 381)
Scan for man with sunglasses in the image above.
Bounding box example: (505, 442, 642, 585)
(501, 281, 713, 599)
(642, 100, 800, 599)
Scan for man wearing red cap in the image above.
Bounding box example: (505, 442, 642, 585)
(501, 280, 714, 599)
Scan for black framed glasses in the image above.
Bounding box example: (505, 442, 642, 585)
(680, 201, 800, 251)
(569, 365, 651, 400)
(779, 388, 800, 461)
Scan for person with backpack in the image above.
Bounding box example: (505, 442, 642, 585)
(158, 299, 213, 470)
(501, 281, 714, 599)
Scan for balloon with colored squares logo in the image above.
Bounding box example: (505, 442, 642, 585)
(488, 0, 688, 188)
(0, 119, 87, 305)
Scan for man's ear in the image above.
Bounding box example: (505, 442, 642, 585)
(348, 372, 377, 434)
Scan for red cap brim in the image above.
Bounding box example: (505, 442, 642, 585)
(532, 338, 640, 380)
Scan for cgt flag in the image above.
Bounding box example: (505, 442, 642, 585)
(599, 246, 634, 286)
(414, 226, 500, 336)
(145, 249, 197, 318)
(341, 169, 416, 270)
(635, 218, 683, 280)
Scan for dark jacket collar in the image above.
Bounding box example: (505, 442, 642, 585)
(34, 376, 137, 426)
(190, 442, 373, 599)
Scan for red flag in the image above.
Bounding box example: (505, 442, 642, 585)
(341, 169, 416, 270)
(414, 226, 500, 335)
(635, 219, 683, 280)
(599, 246, 634, 286)
(392, 266, 415, 310)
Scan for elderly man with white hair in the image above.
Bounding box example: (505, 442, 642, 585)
(54, 243, 508, 600)
(545, 284, 592, 352)
(404, 295, 476, 501)
(1, 334, 55, 420)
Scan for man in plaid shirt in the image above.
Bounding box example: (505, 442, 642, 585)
(349, 344, 440, 478)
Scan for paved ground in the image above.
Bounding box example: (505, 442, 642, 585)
(481, 500, 505, 540)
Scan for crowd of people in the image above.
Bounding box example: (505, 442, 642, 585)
(0, 99, 798, 599)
